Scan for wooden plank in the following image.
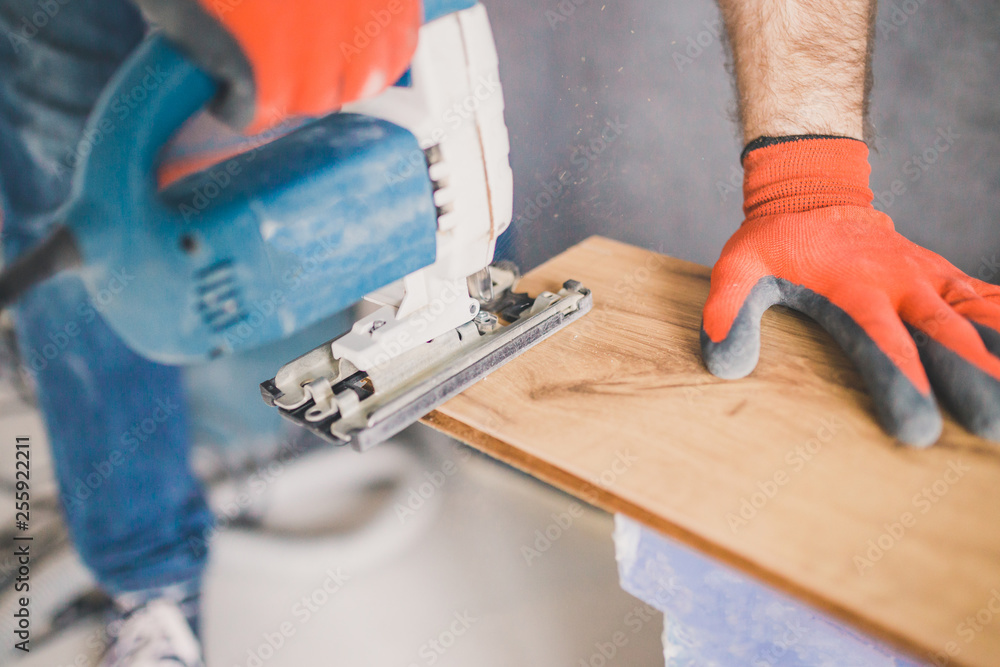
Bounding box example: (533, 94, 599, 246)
(423, 235, 1000, 667)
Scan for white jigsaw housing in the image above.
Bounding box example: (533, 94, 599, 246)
(335, 3, 513, 374)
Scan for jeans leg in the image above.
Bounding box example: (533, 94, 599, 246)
(14, 276, 213, 593)
(0, 0, 213, 593)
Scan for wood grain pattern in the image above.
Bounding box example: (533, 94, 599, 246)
(423, 236, 1000, 667)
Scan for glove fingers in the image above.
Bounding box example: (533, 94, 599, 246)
(970, 278, 1000, 302)
(971, 322, 1000, 359)
(700, 276, 782, 379)
(905, 291, 1000, 441)
(782, 285, 941, 446)
(904, 289, 1000, 381)
(943, 295, 1000, 359)
(910, 327, 1000, 441)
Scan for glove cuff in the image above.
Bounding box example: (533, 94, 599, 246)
(742, 136, 873, 221)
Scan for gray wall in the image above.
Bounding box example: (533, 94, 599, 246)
(486, 0, 1000, 284)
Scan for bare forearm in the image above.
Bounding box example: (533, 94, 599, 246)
(717, 0, 875, 143)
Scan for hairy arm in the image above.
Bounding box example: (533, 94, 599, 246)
(717, 0, 876, 143)
(704, 0, 1000, 447)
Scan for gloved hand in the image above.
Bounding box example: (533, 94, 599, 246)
(701, 136, 1000, 446)
(134, 0, 421, 133)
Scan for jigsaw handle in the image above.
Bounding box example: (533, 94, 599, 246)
(71, 35, 216, 225)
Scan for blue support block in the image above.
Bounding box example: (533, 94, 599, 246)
(613, 515, 926, 667)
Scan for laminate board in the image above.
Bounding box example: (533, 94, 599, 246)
(424, 235, 1000, 667)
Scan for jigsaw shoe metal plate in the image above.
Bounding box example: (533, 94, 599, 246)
(261, 279, 592, 451)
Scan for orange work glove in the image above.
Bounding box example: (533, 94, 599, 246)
(134, 0, 422, 133)
(701, 136, 1000, 445)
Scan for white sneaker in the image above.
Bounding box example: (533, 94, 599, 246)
(100, 598, 205, 667)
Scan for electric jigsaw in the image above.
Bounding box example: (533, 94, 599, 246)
(0, 1, 591, 450)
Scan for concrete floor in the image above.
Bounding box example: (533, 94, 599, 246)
(0, 376, 664, 666)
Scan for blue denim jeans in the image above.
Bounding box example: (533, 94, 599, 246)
(1, 0, 359, 595)
(0, 0, 213, 594)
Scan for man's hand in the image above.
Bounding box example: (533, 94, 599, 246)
(707, 0, 1000, 444)
(702, 137, 1000, 445)
(134, 0, 421, 133)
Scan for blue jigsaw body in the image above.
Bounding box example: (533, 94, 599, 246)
(63, 34, 438, 364)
